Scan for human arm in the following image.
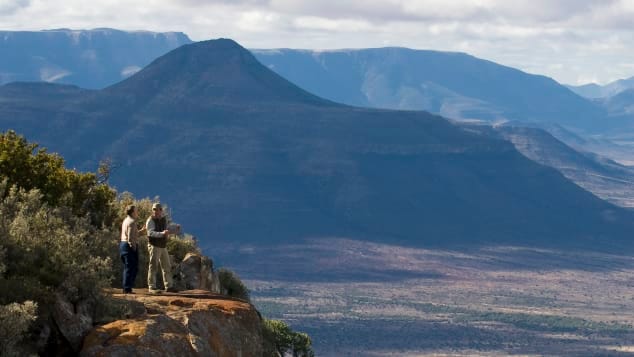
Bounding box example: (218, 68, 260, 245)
(146, 217, 169, 238)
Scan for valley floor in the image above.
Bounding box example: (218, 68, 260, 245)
(217, 239, 634, 356)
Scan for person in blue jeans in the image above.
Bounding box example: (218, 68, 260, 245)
(120, 204, 143, 294)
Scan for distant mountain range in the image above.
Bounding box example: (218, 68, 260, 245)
(567, 77, 634, 99)
(1, 39, 632, 250)
(252, 48, 607, 132)
(2, 29, 633, 136)
(600, 88, 634, 117)
(0, 28, 192, 89)
(250, 48, 634, 163)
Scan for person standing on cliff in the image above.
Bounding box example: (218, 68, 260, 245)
(146, 203, 177, 293)
(120, 204, 142, 294)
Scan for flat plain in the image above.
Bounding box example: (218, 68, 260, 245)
(218, 238, 634, 356)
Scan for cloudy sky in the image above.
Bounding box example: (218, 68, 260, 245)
(1, 0, 633, 85)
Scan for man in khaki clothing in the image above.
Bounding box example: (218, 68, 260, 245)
(146, 203, 177, 293)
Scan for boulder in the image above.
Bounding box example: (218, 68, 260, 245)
(51, 292, 95, 351)
(173, 253, 219, 292)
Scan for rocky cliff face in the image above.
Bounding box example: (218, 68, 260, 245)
(81, 290, 263, 356)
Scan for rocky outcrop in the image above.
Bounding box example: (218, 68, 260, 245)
(173, 253, 221, 293)
(52, 292, 95, 351)
(80, 290, 263, 356)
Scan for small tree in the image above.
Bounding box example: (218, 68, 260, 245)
(0, 130, 117, 227)
(96, 157, 120, 184)
(263, 319, 314, 357)
(218, 268, 250, 301)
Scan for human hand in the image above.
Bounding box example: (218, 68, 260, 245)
(162, 230, 170, 237)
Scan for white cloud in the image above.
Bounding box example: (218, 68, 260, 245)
(235, 10, 281, 32)
(0, 0, 30, 15)
(292, 16, 373, 32)
(0, 0, 633, 84)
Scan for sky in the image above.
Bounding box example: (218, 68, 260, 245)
(1, 0, 634, 85)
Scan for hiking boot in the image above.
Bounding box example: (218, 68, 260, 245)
(123, 289, 134, 294)
(165, 287, 179, 293)
(148, 289, 162, 294)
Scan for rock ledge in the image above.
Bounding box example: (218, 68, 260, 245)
(81, 290, 263, 356)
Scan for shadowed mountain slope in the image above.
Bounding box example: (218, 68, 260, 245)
(0, 39, 632, 249)
(493, 125, 634, 208)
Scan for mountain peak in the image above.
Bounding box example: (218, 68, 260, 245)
(106, 38, 331, 107)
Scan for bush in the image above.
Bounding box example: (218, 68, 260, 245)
(0, 186, 113, 305)
(262, 319, 314, 357)
(0, 130, 116, 227)
(218, 268, 250, 301)
(0, 301, 38, 357)
(167, 234, 200, 263)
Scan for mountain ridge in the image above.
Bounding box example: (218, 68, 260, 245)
(568, 76, 634, 99)
(0, 28, 192, 89)
(252, 47, 606, 132)
(1, 38, 632, 249)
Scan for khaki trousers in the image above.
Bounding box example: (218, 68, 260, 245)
(147, 244, 173, 290)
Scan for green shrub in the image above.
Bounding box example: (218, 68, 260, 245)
(262, 319, 314, 357)
(0, 187, 113, 305)
(0, 301, 38, 357)
(218, 268, 250, 301)
(167, 234, 201, 263)
(0, 130, 116, 227)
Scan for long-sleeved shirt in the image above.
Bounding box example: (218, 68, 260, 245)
(120, 216, 139, 249)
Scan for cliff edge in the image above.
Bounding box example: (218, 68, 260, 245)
(81, 290, 263, 356)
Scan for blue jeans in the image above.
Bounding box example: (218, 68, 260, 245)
(119, 242, 138, 292)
